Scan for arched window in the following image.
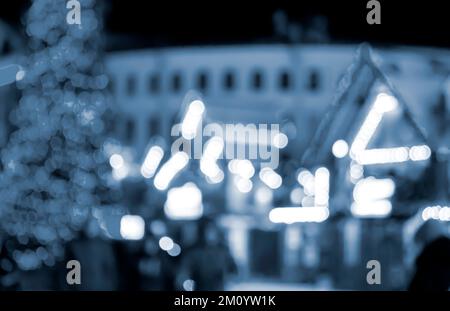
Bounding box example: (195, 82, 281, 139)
(126, 74, 137, 96)
(279, 70, 292, 91)
(148, 73, 160, 94)
(125, 118, 135, 143)
(250, 69, 264, 91)
(307, 69, 321, 92)
(223, 70, 236, 91)
(196, 71, 209, 92)
(171, 72, 182, 93)
(148, 115, 160, 137)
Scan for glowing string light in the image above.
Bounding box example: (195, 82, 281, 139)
(154, 152, 189, 191)
(141, 146, 164, 178)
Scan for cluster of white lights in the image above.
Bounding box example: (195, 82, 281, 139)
(110, 153, 129, 181)
(228, 159, 255, 179)
(349, 162, 364, 182)
(269, 206, 329, 224)
(141, 146, 164, 179)
(350, 93, 397, 158)
(164, 182, 203, 220)
(159, 236, 182, 257)
(332, 140, 349, 158)
(270, 167, 330, 224)
(328, 93, 432, 219)
(351, 200, 392, 218)
(272, 132, 289, 149)
(181, 100, 205, 140)
(228, 159, 256, 193)
(409, 145, 432, 161)
(297, 170, 315, 196)
(183, 279, 195, 291)
(200, 136, 224, 184)
(296, 168, 330, 206)
(353, 177, 395, 202)
(110, 153, 124, 169)
(347, 93, 431, 166)
(154, 152, 189, 191)
(374, 93, 399, 113)
(351, 177, 395, 218)
(234, 176, 253, 193)
(355, 145, 431, 165)
(350, 106, 384, 157)
(314, 167, 330, 206)
(259, 167, 282, 190)
(120, 215, 145, 240)
(422, 206, 450, 222)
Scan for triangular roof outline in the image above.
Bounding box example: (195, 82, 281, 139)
(301, 43, 430, 167)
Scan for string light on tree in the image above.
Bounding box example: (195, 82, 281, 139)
(0, 0, 112, 270)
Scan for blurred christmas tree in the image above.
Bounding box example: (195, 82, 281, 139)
(0, 0, 113, 271)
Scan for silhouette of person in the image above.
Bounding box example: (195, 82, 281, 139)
(408, 219, 450, 291)
(179, 218, 237, 291)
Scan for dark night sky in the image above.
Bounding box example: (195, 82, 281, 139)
(1, 1, 449, 49)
